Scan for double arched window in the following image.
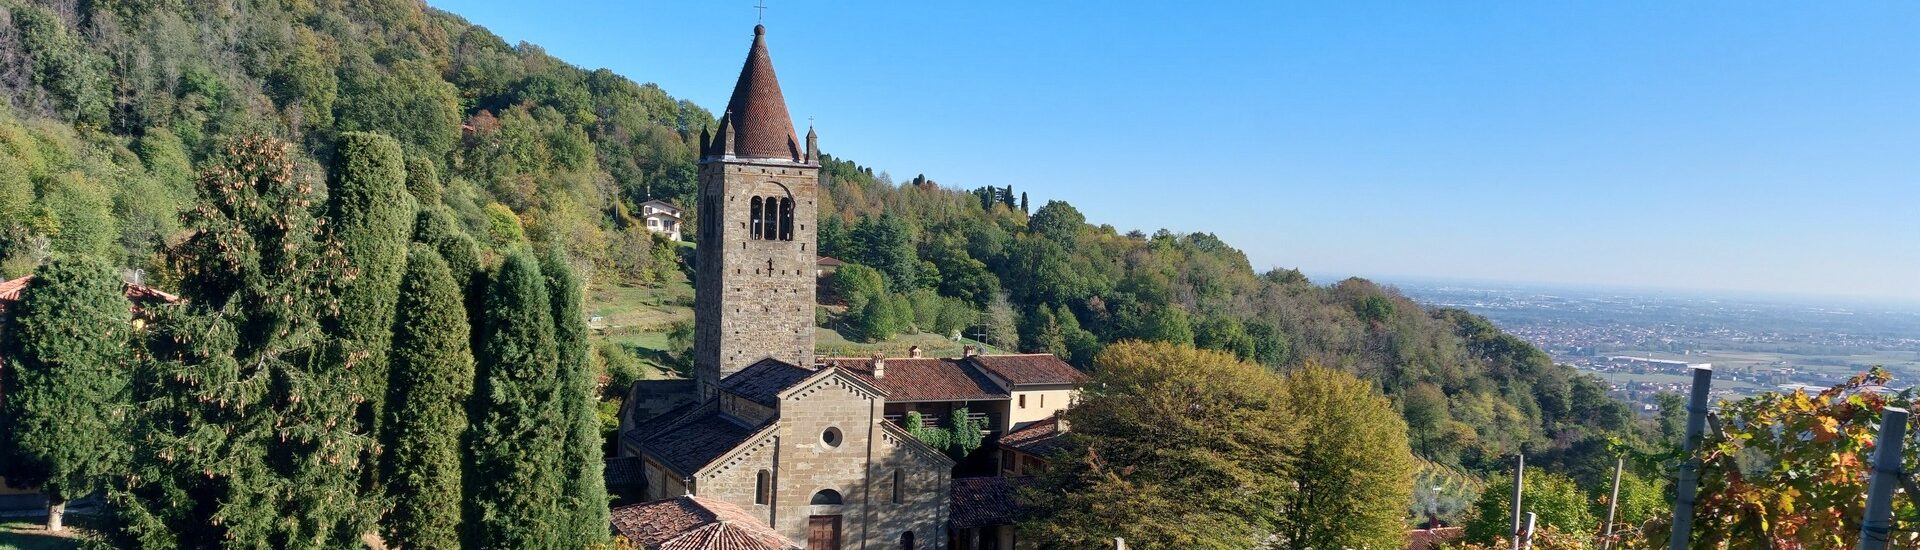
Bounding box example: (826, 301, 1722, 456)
(748, 196, 795, 241)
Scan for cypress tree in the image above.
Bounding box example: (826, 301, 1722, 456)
(540, 251, 609, 547)
(327, 131, 416, 436)
(404, 155, 443, 205)
(413, 205, 481, 290)
(111, 135, 372, 548)
(379, 245, 473, 550)
(0, 256, 131, 531)
(464, 252, 564, 549)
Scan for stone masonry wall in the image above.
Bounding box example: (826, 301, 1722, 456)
(694, 159, 818, 397)
(696, 434, 780, 526)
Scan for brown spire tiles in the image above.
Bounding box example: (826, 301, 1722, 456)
(709, 25, 802, 162)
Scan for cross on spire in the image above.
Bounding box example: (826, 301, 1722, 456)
(753, 0, 767, 24)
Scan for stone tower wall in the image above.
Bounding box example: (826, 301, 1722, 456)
(694, 159, 818, 396)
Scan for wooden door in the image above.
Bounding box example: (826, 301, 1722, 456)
(807, 515, 842, 550)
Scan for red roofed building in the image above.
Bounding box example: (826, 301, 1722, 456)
(611, 495, 801, 550)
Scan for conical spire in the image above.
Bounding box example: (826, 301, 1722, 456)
(708, 24, 801, 161)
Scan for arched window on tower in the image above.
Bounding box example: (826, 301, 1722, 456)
(756, 198, 771, 240)
(779, 198, 795, 241)
(749, 197, 763, 240)
(755, 470, 771, 505)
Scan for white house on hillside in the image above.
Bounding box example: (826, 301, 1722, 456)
(639, 199, 683, 241)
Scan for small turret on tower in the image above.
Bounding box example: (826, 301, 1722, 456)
(805, 126, 819, 163)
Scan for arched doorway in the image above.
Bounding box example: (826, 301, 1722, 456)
(807, 489, 843, 549)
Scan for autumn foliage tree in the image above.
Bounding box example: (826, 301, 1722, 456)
(1022, 341, 1298, 548)
(1620, 368, 1919, 549)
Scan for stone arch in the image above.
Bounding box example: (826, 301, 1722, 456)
(809, 488, 842, 505)
(749, 196, 763, 240)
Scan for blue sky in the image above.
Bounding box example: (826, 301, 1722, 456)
(428, 1, 1920, 303)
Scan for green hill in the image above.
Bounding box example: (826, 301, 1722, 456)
(0, 0, 1646, 497)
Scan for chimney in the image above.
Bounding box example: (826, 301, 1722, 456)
(962, 345, 977, 357)
(908, 346, 922, 358)
(870, 352, 887, 379)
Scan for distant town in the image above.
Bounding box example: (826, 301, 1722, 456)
(1397, 281, 1920, 410)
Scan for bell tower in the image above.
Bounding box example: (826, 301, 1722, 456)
(693, 24, 820, 398)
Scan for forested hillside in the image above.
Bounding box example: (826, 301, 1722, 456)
(0, 0, 1642, 513)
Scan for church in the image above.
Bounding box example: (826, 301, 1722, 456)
(611, 24, 1082, 550)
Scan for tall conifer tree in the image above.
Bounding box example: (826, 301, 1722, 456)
(380, 245, 473, 550)
(111, 135, 372, 549)
(326, 132, 416, 435)
(464, 252, 564, 549)
(540, 251, 610, 547)
(0, 256, 131, 531)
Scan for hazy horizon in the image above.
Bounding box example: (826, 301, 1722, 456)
(428, 1, 1920, 302)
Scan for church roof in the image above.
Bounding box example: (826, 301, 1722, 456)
(825, 357, 1009, 402)
(630, 401, 765, 476)
(706, 25, 802, 162)
(969, 354, 1087, 387)
(604, 456, 647, 491)
(719, 358, 817, 407)
(611, 496, 799, 550)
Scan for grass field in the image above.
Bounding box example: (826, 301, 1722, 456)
(584, 275, 1011, 363)
(0, 519, 88, 550)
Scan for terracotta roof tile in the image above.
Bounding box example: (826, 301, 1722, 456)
(0, 276, 178, 304)
(611, 496, 798, 550)
(1000, 413, 1072, 457)
(1406, 527, 1464, 550)
(950, 476, 1032, 529)
(707, 25, 801, 162)
(824, 357, 1008, 402)
(718, 358, 816, 407)
(968, 354, 1086, 386)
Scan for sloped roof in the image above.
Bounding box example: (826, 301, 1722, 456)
(1000, 413, 1072, 457)
(631, 402, 763, 476)
(719, 358, 816, 407)
(611, 496, 799, 550)
(604, 456, 646, 491)
(815, 256, 843, 267)
(640, 199, 683, 212)
(707, 25, 801, 162)
(1406, 527, 1464, 550)
(968, 354, 1086, 386)
(0, 275, 179, 304)
(950, 476, 1032, 530)
(826, 357, 1008, 402)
